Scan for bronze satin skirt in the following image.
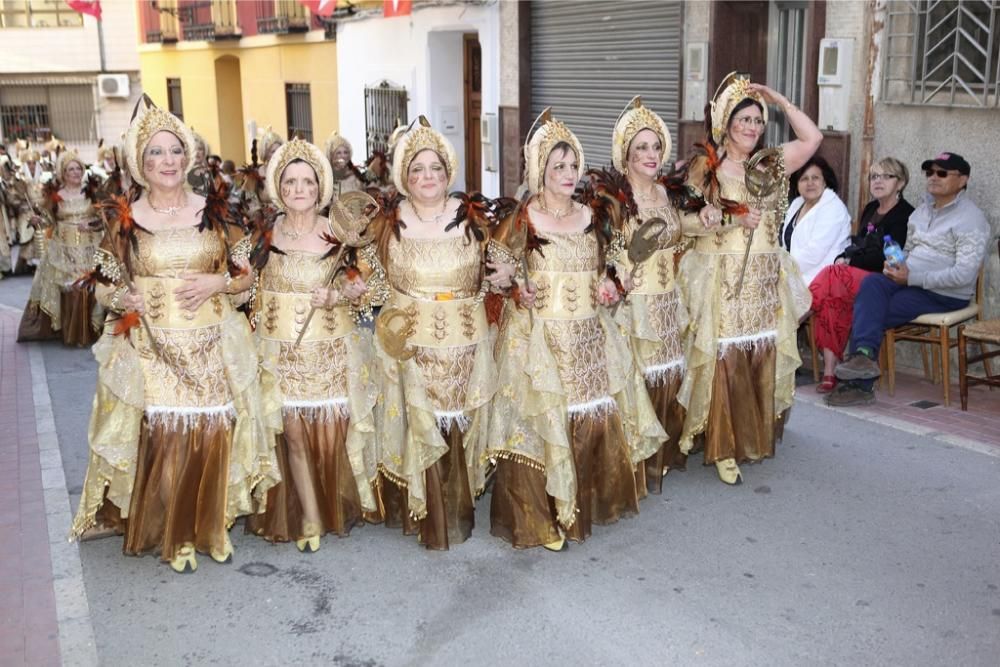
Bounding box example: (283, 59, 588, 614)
(59, 286, 99, 347)
(247, 413, 374, 542)
(378, 425, 474, 551)
(122, 416, 232, 562)
(490, 409, 640, 549)
(703, 343, 786, 465)
(16, 302, 58, 342)
(643, 375, 687, 493)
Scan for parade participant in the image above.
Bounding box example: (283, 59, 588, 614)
(486, 110, 665, 550)
(69, 97, 279, 574)
(244, 139, 381, 552)
(12, 144, 50, 272)
(602, 96, 688, 490)
(676, 73, 819, 484)
(0, 154, 13, 275)
(808, 157, 912, 393)
(323, 132, 367, 197)
(17, 151, 104, 345)
(780, 155, 850, 285)
(371, 117, 496, 550)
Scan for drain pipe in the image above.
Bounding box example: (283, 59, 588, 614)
(857, 0, 886, 222)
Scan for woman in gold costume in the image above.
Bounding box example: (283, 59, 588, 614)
(676, 73, 819, 485)
(11, 146, 49, 273)
(486, 110, 666, 550)
(603, 97, 688, 491)
(371, 117, 496, 550)
(245, 139, 381, 552)
(70, 98, 279, 573)
(324, 132, 367, 197)
(17, 151, 104, 345)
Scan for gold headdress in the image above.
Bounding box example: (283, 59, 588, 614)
(386, 118, 407, 153)
(257, 126, 284, 162)
(323, 131, 352, 160)
(390, 116, 458, 197)
(96, 142, 116, 163)
(710, 72, 768, 144)
(123, 94, 196, 189)
(57, 150, 84, 178)
(265, 138, 335, 212)
(18, 145, 41, 164)
(45, 136, 65, 154)
(523, 108, 585, 195)
(612, 96, 672, 173)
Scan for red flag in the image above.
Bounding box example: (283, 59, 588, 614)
(66, 0, 101, 20)
(384, 0, 412, 18)
(298, 0, 338, 18)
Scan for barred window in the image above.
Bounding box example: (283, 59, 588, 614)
(364, 80, 408, 158)
(0, 0, 84, 28)
(0, 84, 95, 142)
(167, 78, 184, 121)
(882, 0, 1000, 108)
(286, 83, 312, 143)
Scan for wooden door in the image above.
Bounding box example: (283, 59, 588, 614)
(463, 33, 482, 192)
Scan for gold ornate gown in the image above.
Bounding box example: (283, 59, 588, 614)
(373, 214, 496, 550)
(612, 203, 689, 491)
(677, 162, 811, 465)
(246, 243, 380, 542)
(70, 223, 279, 563)
(18, 193, 103, 345)
(487, 214, 666, 548)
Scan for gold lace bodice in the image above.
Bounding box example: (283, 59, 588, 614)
(628, 204, 681, 250)
(56, 195, 98, 224)
(133, 225, 226, 278)
(529, 230, 599, 273)
(697, 170, 788, 255)
(387, 234, 482, 299)
(260, 249, 332, 294)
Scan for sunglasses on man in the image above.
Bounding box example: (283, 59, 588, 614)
(924, 168, 961, 178)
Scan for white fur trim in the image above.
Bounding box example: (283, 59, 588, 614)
(717, 330, 777, 357)
(643, 358, 685, 386)
(282, 397, 349, 421)
(145, 403, 236, 428)
(434, 410, 471, 433)
(567, 396, 617, 416)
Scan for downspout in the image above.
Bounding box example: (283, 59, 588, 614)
(857, 0, 886, 222)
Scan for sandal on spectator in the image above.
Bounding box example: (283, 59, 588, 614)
(816, 375, 837, 393)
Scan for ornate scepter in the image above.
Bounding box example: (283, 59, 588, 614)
(731, 147, 783, 299)
(294, 191, 379, 347)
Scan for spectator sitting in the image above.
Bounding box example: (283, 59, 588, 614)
(808, 157, 914, 393)
(827, 151, 990, 406)
(780, 155, 851, 285)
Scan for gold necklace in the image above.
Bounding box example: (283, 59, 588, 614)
(282, 217, 317, 240)
(410, 199, 448, 224)
(148, 193, 187, 216)
(538, 195, 573, 219)
(634, 184, 658, 203)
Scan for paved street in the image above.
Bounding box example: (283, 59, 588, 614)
(1, 272, 999, 667)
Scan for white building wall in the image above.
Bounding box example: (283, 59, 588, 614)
(336, 3, 501, 196)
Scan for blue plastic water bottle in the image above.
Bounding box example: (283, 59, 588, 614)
(883, 235, 906, 268)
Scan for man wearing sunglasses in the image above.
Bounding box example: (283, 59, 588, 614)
(827, 152, 990, 406)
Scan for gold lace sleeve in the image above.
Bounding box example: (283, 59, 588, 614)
(229, 233, 253, 265)
(352, 243, 389, 322)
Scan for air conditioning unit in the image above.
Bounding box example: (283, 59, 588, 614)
(97, 74, 130, 99)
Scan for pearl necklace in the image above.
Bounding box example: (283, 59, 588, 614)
(282, 218, 317, 240)
(538, 196, 574, 219)
(634, 184, 658, 203)
(410, 199, 448, 224)
(148, 193, 187, 216)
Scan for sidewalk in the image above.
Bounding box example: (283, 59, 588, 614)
(797, 365, 1000, 456)
(0, 307, 97, 667)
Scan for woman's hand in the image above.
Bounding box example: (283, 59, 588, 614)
(311, 286, 341, 308)
(122, 288, 145, 315)
(699, 205, 723, 230)
(519, 280, 537, 308)
(735, 208, 762, 231)
(619, 271, 635, 294)
(341, 275, 367, 301)
(174, 272, 225, 312)
(597, 277, 621, 307)
(835, 257, 849, 266)
(747, 82, 786, 106)
(487, 260, 517, 289)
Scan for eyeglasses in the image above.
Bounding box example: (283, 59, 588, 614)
(869, 173, 898, 181)
(733, 116, 766, 129)
(925, 168, 959, 178)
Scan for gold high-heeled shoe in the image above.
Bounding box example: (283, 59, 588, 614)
(170, 544, 197, 574)
(715, 458, 743, 485)
(210, 535, 233, 564)
(296, 522, 321, 553)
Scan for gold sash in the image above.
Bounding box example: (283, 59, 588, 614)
(55, 220, 102, 247)
(389, 288, 488, 348)
(532, 269, 598, 320)
(257, 290, 354, 342)
(623, 248, 676, 295)
(134, 276, 229, 330)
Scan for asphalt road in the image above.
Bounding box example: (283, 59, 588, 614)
(3, 273, 999, 667)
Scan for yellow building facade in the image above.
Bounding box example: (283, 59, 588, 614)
(137, 2, 339, 164)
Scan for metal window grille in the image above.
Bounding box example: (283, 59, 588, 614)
(0, 0, 83, 28)
(256, 0, 309, 34)
(0, 84, 94, 142)
(179, 0, 239, 41)
(766, 1, 809, 145)
(167, 78, 184, 121)
(286, 83, 313, 142)
(364, 81, 408, 158)
(883, 0, 1000, 108)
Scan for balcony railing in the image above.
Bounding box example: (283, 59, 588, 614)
(179, 0, 239, 41)
(255, 1, 309, 35)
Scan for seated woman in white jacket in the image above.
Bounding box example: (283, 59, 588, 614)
(780, 155, 851, 285)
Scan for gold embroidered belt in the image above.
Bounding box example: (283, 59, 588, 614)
(133, 276, 230, 330)
(54, 220, 102, 247)
(531, 269, 598, 321)
(388, 288, 487, 348)
(623, 248, 676, 295)
(257, 290, 353, 342)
